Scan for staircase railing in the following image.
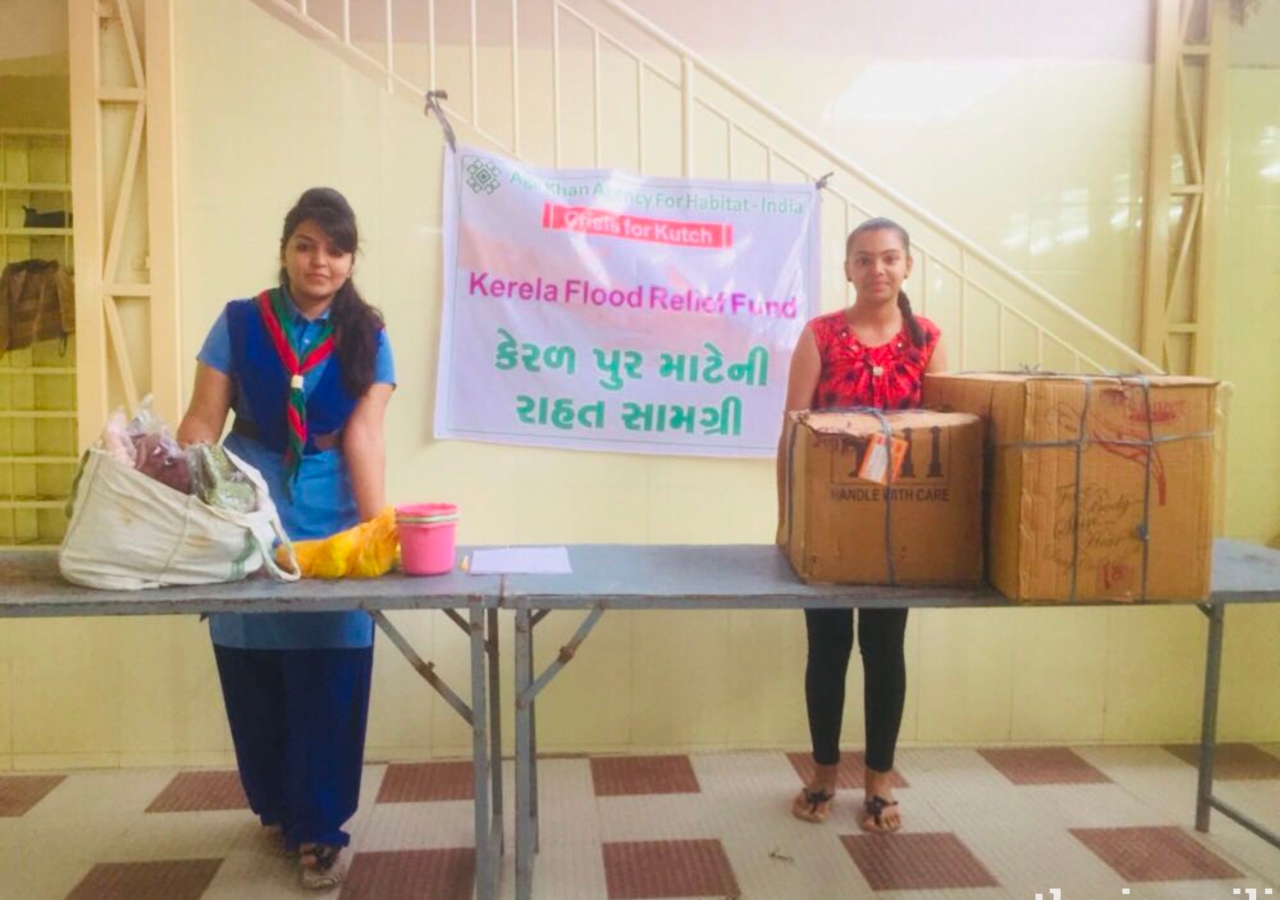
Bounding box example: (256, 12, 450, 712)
(252, 0, 1162, 375)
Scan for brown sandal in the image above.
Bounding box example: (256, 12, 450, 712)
(860, 794, 901, 833)
(791, 787, 835, 824)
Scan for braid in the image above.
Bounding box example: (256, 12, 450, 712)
(897, 290, 925, 348)
(331, 279, 384, 397)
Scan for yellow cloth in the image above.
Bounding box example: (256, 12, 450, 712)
(281, 506, 399, 578)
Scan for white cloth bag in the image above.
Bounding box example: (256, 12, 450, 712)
(58, 447, 300, 590)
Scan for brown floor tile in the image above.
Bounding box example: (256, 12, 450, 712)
(602, 839, 739, 899)
(0, 774, 65, 817)
(842, 832, 999, 891)
(146, 771, 248, 813)
(1163, 743, 1280, 780)
(1071, 826, 1243, 881)
(787, 751, 909, 791)
(377, 761, 474, 803)
(591, 755, 700, 797)
(63, 859, 223, 900)
(340, 848, 474, 900)
(978, 747, 1112, 785)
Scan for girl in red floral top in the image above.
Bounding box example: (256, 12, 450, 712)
(776, 218, 948, 832)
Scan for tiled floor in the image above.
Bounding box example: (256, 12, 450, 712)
(1162, 744, 1280, 781)
(378, 762, 476, 804)
(146, 771, 248, 813)
(841, 831, 999, 890)
(979, 747, 1113, 786)
(591, 755, 701, 797)
(1, 744, 1278, 900)
(602, 839, 738, 899)
(0, 774, 65, 817)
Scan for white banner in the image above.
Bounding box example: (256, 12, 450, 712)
(434, 146, 821, 457)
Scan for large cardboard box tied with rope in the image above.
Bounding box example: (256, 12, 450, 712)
(781, 408, 984, 585)
(923, 372, 1219, 603)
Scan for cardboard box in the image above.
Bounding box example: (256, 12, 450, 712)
(781, 408, 984, 585)
(923, 373, 1218, 602)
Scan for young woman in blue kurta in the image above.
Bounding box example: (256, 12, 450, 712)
(178, 188, 394, 889)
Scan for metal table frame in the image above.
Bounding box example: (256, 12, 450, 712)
(0, 550, 506, 900)
(502, 539, 1280, 900)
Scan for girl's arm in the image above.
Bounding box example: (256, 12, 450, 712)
(926, 336, 949, 373)
(177, 364, 234, 446)
(776, 327, 821, 542)
(342, 383, 394, 521)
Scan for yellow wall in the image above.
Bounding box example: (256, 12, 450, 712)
(1205, 63, 1280, 744)
(0, 76, 70, 129)
(710, 54, 1152, 352)
(1219, 66, 1280, 547)
(1, 0, 1277, 770)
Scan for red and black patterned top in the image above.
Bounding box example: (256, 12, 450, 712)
(809, 309, 941, 411)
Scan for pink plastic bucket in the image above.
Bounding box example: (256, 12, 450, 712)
(396, 503, 458, 576)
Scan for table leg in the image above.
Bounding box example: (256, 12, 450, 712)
(487, 608, 504, 856)
(469, 606, 495, 900)
(1196, 603, 1224, 833)
(515, 606, 534, 900)
(510, 603, 606, 899)
(528, 608, 540, 854)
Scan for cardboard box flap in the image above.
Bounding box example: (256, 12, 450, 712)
(798, 408, 979, 438)
(930, 372, 1217, 389)
(1021, 378, 1217, 446)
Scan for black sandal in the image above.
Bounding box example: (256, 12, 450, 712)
(300, 843, 345, 889)
(861, 794, 900, 832)
(792, 787, 835, 823)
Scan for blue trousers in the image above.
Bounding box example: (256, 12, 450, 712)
(213, 643, 374, 848)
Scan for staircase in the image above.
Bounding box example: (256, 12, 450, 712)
(252, 0, 1161, 376)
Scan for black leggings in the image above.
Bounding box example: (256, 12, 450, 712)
(804, 608, 908, 771)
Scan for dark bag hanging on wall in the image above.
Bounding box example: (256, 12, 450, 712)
(22, 205, 72, 228)
(0, 260, 76, 354)
(0, 267, 7, 352)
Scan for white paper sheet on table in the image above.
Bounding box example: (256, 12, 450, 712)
(468, 546, 572, 575)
